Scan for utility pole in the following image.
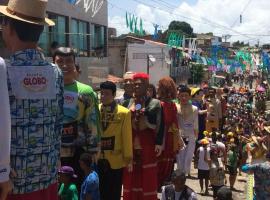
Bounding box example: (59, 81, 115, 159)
(147, 54, 150, 75)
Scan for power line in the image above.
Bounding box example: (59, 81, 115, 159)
(231, 0, 253, 27)
(108, 0, 195, 38)
(131, 0, 258, 41)
(132, 0, 218, 28)
(109, 0, 265, 43)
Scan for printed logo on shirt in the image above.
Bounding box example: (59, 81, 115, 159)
(7, 65, 57, 99)
(101, 136, 115, 150)
(64, 91, 78, 109)
(22, 73, 48, 92)
(62, 121, 78, 144)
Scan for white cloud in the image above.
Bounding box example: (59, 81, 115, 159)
(109, 0, 270, 44)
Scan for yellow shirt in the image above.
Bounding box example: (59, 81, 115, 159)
(99, 104, 133, 169)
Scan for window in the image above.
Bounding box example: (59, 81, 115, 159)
(39, 25, 49, 55)
(38, 13, 68, 56)
(71, 19, 88, 56)
(90, 24, 106, 57)
(49, 14, 67, 46)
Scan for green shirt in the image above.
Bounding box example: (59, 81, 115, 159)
(58, 183, 78, 200)
(227, 150, 238, 168)
(62, 81, 101, 155)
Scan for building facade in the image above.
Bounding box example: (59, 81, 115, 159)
(0, 0, 108, 57)
(0, 0, 108, 87)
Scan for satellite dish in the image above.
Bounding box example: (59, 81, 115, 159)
(148, 55, 156, 62)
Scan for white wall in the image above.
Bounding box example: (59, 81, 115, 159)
(127, 41, 171, 86)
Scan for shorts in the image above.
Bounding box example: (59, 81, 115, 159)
(227, 165, 237, 175)
(198, 169, 210, 179)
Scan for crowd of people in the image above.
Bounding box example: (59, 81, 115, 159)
(0, 1, 270, 200)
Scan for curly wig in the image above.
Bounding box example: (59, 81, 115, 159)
(158, 76, 177, 99)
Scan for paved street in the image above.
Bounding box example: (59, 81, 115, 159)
(157, 162, 247, 200)
(184, 165, 246, 200)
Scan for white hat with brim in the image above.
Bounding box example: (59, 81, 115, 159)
(0, 0, 54, 26)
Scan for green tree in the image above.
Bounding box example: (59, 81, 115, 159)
(188, 63, 205, 84)
(168, 21, 193, 36)
(162, 21, 194, 43)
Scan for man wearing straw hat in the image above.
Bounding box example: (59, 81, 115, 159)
(0, 0, 63, 200)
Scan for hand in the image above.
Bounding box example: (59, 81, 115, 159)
(127, 162, 133, 172)
(0, 180, 12, 200)
(155, 145, 162, 157)
(178, 136, 186, 151)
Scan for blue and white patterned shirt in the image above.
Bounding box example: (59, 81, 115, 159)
(6, 49, 64, 194)
(243, 161, 270, 199)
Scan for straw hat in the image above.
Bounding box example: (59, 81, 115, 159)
(0, 0, 54, 26)
(200, 138, 209, 145)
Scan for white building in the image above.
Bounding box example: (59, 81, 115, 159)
(127, 40, 171, 86)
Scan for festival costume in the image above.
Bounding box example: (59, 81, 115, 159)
(6, 49, 63, 200)
(61, 81, 100, 190)
(205, 98, 222, 132)
(0, 58, 11, 183)
(176, 104, 198, 174)
(98, 102, 133, 200)
(157, 101, 179, 188)
(123, 97, 164, 200)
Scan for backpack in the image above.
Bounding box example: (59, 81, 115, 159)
(165, 184, 194, 200)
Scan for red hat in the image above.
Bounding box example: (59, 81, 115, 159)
(133, 72, 149, 80)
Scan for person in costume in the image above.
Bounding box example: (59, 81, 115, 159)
(53, 47, 100, 191)
(1, 1, 63, 199)
(206, 88, 222, 132)
(0, 37, 11, 200)
(205, 101, 218, 132)
(116, 71, 135, 106)
(98, 81, 132, 200)
(123, 72, 164, 200)
(176, 85, 199, 175)
(157, 76, 184, 188)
